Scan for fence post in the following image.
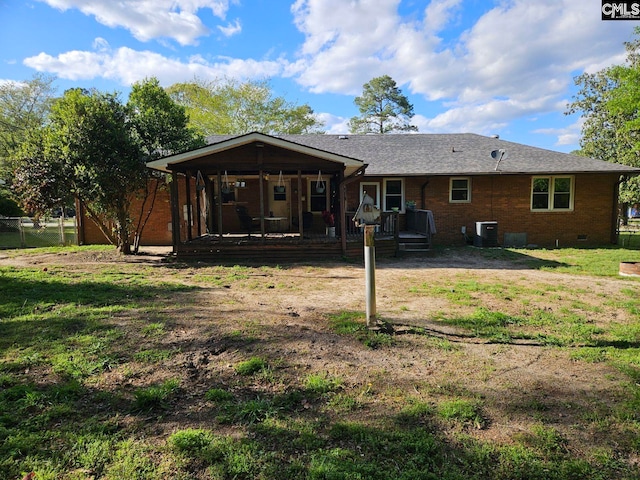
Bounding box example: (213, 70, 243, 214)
(59, 217, 65, 245)
(19, 218, 25, 248)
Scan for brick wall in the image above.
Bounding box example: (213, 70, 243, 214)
(81, 172, 620, 248)
(79, 178, 173, 246)
(355, 173, 619, 247)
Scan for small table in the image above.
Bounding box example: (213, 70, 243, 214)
(253, 216, 287, 233)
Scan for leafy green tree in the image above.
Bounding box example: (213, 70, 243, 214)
(0, 74, 57, 216)
(13, 78, 202, 253)
(167, 77, 324, 135)
(568, 29, 640, 205)
(127, 78, 204, 251)
(0, 74, 57, 173)
(0, 185, 22, 216)
(348, 75, 417, 134)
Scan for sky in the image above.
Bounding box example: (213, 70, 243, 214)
(0, 0, 637, 153)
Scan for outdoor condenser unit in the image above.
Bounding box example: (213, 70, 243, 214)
(474, 221, 498, 247)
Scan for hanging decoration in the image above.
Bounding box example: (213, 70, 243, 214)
(275, 171, 285, 193)
(196, 171, 209, 233)
(315, 170, 325, 193)
(221, 170, 231, 194)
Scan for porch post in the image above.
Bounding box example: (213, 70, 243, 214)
(257, 144, 265, 240)
(170, 172, 180, 253)
(298, 170, 303, 238)
(216, 171, 223, 237)
(185, 170, 193, 242)
(340, 170, 347, 256)
(195, 180, 202, 238)
(259, 169, 265, 240)
(204, 174, 213, 234)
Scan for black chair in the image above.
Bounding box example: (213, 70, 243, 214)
(236, 206, 260, 236)
(302, 211, 313, 230)
(293, 212, 314, 238)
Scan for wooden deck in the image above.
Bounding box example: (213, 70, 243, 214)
(174, 232, 401, 262)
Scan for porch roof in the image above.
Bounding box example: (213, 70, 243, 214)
(147, 131, 366, 177)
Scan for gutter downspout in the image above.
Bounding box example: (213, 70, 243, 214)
(420, 178, 430, 210)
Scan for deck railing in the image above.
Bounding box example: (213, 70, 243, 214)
(406, 209, 434, 235)
(343, 211, 400, 239)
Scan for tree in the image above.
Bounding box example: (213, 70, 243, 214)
(567, 29, 640, 205)
(348, 75, 417, 134)
(127, 78, 204, 251)
(0, 74, 57, 172)
(13, 78, 203, 253)
(167, 77, 324, 135)
(0, 74, 57, 216)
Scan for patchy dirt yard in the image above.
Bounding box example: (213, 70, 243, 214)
(2, 246, 639, 474)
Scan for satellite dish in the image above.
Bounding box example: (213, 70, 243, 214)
(490, 149, 507, 160)
(491, 149, 508, 171)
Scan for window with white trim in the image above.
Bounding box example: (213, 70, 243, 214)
(531, 176, 574, 211)
(450, 177, 471, 203)
(383, 179, 404, 211)
(309, 179, 328, 212)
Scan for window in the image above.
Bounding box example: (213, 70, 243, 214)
(273, 185, 286, 202)
(531, 176, 573, 211)
(383, 179, 404, 211)
(450, 177, 470, 203)
(220, 187, 235, 204)
(309, 180, 327, 212)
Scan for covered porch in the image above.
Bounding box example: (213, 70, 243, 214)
(146, 132, 399, 260)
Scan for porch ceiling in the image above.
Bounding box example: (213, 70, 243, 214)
(147, 131, 365, 177)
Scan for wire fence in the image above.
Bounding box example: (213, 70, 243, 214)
(619, 219, 640, 248)
(0, 217, 78, 249)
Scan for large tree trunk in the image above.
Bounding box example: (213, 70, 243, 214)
(132, 177, 160, 254)
(116, 205, 132, 255)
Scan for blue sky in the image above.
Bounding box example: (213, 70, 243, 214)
(0, 0, 636, 153)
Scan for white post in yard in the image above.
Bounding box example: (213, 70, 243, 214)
(364, 224, 377, 327)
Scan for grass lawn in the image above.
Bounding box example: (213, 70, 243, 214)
(0, 244, 639, 479)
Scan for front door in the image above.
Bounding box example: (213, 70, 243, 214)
(268, 179, 290, 231)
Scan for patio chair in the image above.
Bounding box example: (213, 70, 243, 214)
(236, 205, 260, 236)
(292, 211, 313, 239)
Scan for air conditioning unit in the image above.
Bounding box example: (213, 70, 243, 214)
(474, 221, 498, 247)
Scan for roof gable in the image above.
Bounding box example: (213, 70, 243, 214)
(147, 131, 365, 176)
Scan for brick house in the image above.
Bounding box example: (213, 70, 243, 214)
(78, 132, 640, 259)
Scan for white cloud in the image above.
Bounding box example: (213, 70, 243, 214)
(22, 0, 639, 150)
(23, 42, 288, 86)
(92, 37, 110, 52)
(315, 112, 350, 134)
(37, 0, 234, 45)
(534, 118, 585, 148)
(289, 0, 635, 144)
(291, 0, 403, 93)
(218, 19, 242, 37)
(424, 0, 463, 34)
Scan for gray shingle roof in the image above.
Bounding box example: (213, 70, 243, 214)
(205, 133, 640, 176)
